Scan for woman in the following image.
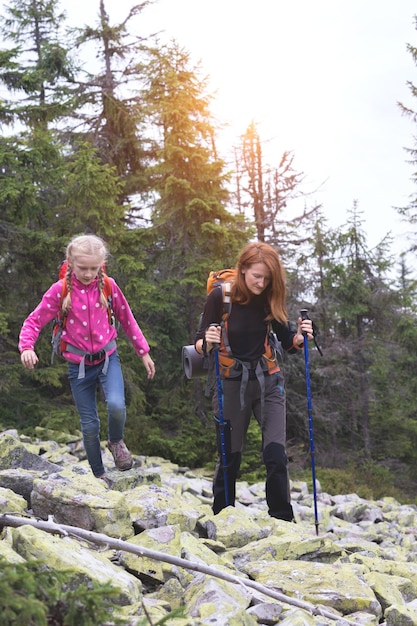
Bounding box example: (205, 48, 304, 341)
(195, 242, 313, 521)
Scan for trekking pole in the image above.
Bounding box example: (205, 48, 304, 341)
(300, 309, 319, 536)
(210, 324, 230, 507)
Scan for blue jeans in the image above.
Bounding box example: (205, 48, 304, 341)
(68, 351, 126, 477)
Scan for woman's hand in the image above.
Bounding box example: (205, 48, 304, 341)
(142, 353, 156, 379)
(21, 349, 39, 370)
(295, 317, 313, 346)
(196, 325, 221, 354)
(205, 325, 221, 348)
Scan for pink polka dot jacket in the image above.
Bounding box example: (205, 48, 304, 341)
(18, 275, 150, 364)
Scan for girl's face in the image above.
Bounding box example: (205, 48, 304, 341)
(242, 262, 271, 295)
(70, 254, 103, 286)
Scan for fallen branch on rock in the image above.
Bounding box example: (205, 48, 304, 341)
(0, 513, 356, 624)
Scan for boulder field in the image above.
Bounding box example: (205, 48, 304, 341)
(1, 428, 417, 625)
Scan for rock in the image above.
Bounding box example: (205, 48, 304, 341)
(0, 486, 27, 514)
(203, 506, 271, 548)
(125, 483, 204, 532)
(246, 601, 283, 623)
(10, 524, 141, 606)
(30, 470, 133, 539)
(0, 432, 61, 473)
(2, 427, 417, 625)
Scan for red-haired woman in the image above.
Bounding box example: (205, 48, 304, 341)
(195, 242, 313, 521)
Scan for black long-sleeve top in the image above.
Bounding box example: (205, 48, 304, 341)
(195, 287, 300, 361)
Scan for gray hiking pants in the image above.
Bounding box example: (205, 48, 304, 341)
(212, 369, 294, 521)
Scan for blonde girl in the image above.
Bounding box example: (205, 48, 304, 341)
(19, 234, 155, 484)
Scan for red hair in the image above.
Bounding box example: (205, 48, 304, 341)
(232, 242, 288, 323)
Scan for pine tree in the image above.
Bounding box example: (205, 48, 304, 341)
(396, 13, 417, 250)
(70, 0, 153, 206)
(0, 0, 131, 427)
(0, 0, 77, 128)
(313, 203, 393, 462)
(232, 120, 312, 251)
(122, 41, 250, 464)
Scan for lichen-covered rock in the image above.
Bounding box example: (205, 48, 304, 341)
(125, 483, 203, 532)
(246, 601, 283, 623)
(242, 560, 382, 618)
(0, 432, 61, 473)
(33, 426, 83, 445)
(0, 486, 27, 514)
(11, 524, 141, 606)
(384, 603, 417, 625)
(121, 524, 183, 584)
(0, 468, 40, 503)
(0, 536, 26, 563)
(346, 553, 417, 588)
(149, 577, 185, 610)
(231, 531, 344, 567)
(184, 573, 253, 623)
(364, 571, 417, 610)
(3, 428, 417, 625)
(203, 506, 271, 548)
(30, 471, 133, 538)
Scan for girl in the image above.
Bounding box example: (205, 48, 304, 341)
(19, 234, 155, 484)
(195, 241, 313, 521)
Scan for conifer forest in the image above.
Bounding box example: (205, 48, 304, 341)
(3, 0, 417, 501)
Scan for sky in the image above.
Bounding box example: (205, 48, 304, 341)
(68, 1, 417, 259)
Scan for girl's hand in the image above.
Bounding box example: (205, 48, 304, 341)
(142, 353, 155, 379)
(295, 317, 313, 346)
(21, 349, 39, 369)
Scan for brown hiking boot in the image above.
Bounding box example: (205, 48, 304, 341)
(107, 439, 133, 470)
(97, 474, 111, 488)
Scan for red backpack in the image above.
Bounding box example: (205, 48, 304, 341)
(51, 261, 114, 362)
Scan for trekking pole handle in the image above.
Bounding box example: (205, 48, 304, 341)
(300, 309, 309, 336)
(300, 309, 323, 355)
(208, 323, 221, 350)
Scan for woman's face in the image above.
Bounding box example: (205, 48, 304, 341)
(242, 262, 271, 295)
(70, 254, 102, 286)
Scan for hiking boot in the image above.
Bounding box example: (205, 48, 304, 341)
(107, 439, 133, 470)
(98, 474, 111, 488)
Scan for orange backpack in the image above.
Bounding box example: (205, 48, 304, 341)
(183, 267, 282, 379)
(207, 269, 279, 377)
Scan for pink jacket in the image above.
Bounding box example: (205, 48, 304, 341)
(18, 275, 150, 364)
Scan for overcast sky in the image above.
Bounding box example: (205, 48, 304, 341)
(68, 1, 417, 259)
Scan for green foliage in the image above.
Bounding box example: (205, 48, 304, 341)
(295, 461, 410, 503)
(56, 141, 126, 238)
(126, 383, 217, 468)
(0, 558, 124, 626)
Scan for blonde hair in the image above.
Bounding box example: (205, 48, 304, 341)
(62, 234, 109, 313)
(232, 242, 288, 323)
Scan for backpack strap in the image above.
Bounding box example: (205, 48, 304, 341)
(51, 275, 115, 364)
(102, 275, 115, 326)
